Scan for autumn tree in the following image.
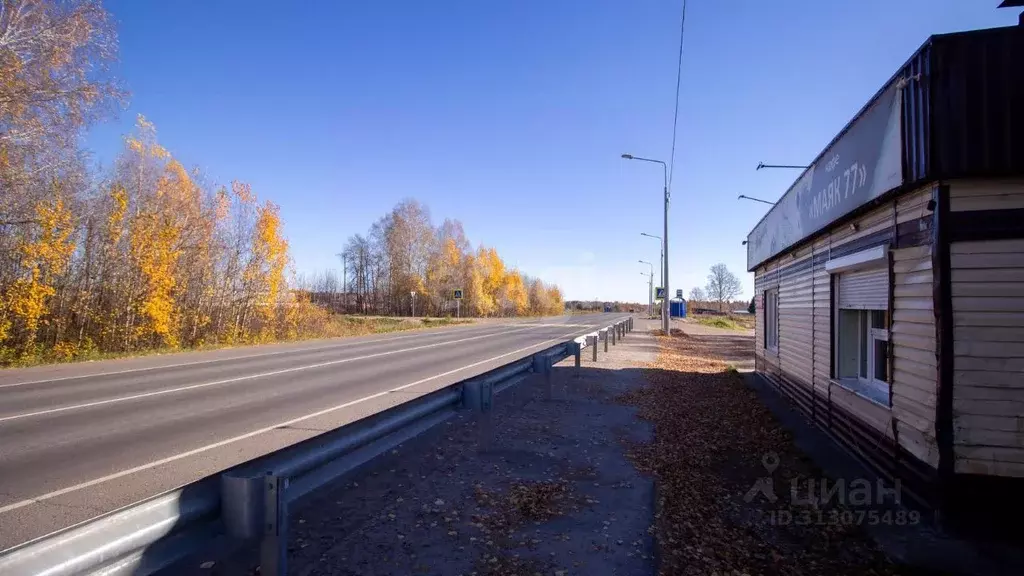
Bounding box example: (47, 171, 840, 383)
(0, 0, 123, 215)
(0, 190, 75, 353)
(501, 269, 529, 316)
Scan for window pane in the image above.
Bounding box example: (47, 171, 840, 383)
(873, 337, 888, 383)
(837, 310, 859, 378)
(871, 310, 887, 329)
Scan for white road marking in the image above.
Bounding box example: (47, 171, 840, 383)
(0, 325, 594, 515)
(0, 324, 545, 423)
(0, 324, 498, 390)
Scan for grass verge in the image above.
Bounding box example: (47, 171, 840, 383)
(1, 315, 475, 369)
(619, 333, 946, 575)
(693, 314, 754, 330)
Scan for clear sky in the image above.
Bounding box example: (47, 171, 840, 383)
(86, 0, 1019, 302)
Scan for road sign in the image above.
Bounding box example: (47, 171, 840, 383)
(453, 289, 463, 299)
(676, 289, 683, 298)
(655, 287, 665, 299)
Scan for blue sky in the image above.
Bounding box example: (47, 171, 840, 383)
(87, 1, 1019, 302)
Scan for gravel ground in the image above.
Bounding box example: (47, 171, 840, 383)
(191, 324, 659, 576)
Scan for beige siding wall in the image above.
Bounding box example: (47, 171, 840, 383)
(949, 179, 1024, 212)
(752, 185, 939, 467)
(891, 185, 939, 466)
(951, 238, 1024, 478)
(779, 247, 814, 388)
(812, 237, 831, 400)
(892, 244, 939, 466)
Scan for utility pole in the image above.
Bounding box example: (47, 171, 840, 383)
(623, 154, 670, 333)
(639, 260, 654, 319)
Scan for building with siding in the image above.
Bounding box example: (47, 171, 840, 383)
(745, 19, 1024, 534)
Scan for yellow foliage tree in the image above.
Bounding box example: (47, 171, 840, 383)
(481, 247, 505, 312)
(503, 270, 529, 316)
(129, 211, 181, 348)
(546, 285, 564, 315)
(245, 200, 290, 341)
(1, 194, 76, 350)
(465, 253, 493, 317)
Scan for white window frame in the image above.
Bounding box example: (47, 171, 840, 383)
(764, 288, 779, 353)
(831, 259, 891, 406)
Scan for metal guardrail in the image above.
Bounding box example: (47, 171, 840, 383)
(0, 319, 634, 576)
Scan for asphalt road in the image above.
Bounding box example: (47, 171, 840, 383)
(0, 314, 627, 551)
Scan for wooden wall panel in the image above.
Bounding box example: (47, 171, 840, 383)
(751, 185, 942, 483)
(896, 187, 933, 224)
(949, 179, 1024, 212)
(889, 239, 938, 464)
(951, 238, 1024, 478)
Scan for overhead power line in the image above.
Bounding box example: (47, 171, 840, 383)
(667, 0, 688, 193)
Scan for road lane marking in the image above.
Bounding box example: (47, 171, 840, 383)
(0, 325, 595, 515)
(0, 324, 551, 423)
(0, 324, 509, 390)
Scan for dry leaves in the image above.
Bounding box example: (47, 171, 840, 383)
(474, 479, 576, 531)
(621, 333, 934, 576)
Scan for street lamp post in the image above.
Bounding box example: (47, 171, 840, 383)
(755, 162, 810, 170)
(639, 261, 654, 318)
(640, 232, 663, 296)
(737, 194, 776, 206)
(623, 153, 670, 333)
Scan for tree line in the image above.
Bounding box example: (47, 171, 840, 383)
(313, 199, 563, 319)
(0, 0, 563, 365)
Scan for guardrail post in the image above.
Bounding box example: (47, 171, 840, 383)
(533, 353, 553, 400)
(601, 328, 608, 352)
(261, 473, 289, 576)
(480, 379, 494, 451)
(611, 324, 616, 346)
(588, 335, 598, 361)
(573, 341, 581, 371)
(620, 321, 626, 339)
(464, 378, 494, 450)
(222, 473, 263, 541)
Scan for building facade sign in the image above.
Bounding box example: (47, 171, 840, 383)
(746, 81, 904, 270)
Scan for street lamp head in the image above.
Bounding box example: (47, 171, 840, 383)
(756, 162, 766, 170)
(621, 153, 634, 160)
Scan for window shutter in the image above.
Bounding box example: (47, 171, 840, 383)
(838, 267, 888, 310)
